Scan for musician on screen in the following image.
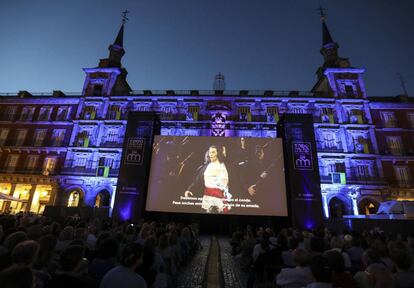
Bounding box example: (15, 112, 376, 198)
(241, 145, 275, 198)
(184, 145, 232, 213)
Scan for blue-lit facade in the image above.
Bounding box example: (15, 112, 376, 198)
(0, 20, 413, 218)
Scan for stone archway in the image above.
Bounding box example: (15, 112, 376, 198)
(94, 189, 111, 208)
(358, 197, 380, 215)
(328, 195, 353, 218)
(67, 189, 84, 207)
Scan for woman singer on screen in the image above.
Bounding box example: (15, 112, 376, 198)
(184, 145, 232, 213)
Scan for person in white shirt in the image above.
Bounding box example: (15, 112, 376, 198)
(184, 145, 231, 213)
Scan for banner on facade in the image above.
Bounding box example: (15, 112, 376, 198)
(277, 114, 324, 229)
(112, 112, 160, 222)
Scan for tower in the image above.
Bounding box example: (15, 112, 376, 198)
(82, 12, 132, 96)
(312, 8, 366, 98)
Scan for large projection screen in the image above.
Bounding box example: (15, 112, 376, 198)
(146, 136, 288, 216)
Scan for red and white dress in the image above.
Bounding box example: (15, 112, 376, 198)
(201, 162, 231, 213)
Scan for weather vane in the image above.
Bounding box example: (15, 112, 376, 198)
(318, 6, 327, 21)
(122, 10, 129, 25)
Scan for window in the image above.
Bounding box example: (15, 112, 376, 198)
(33, 129, 47, 147)
(290, 107, 305, 114)
(98, 157, 114, 167)
(407, 112, 414, 129)
(321, 108, 334, 123)
(349, 109, 364, 124)
(323, 133, 336, 149)
(187, 106, 200, 121)
(239, 106, 251, 121)
(327, 162, 346, 173)
(105, 128, 119, 143)
(386, 136, 403, 155)
(108, 105, 121, 120)
(6, 155, 19, 173)
(38, 106, 52, 121)
(73, 156, 88, 167)
(76, 131, 90, 147)
(354, 136, 370, 153)
(394, 166, 411, 187)
(43, 157, 57, 175)
(51, 129, 65, 146)
(20, 106, 35, 121)
(380, 111, 396, 128)
(345, 85, 355, 97)
(56, 106, 69, 121)
(93, 84, 103, 96)
(0, 129, 9, 145)
(3, 106, 17, 121)
(82, 106, 97, 120)
(25, 155, 39, 170)
(356, 165, 369, 179)
(15, 129, 28, 146)
(266, 107, 279, 123)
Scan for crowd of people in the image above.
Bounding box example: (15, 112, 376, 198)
(230, 225, 414, 288)
(0, 212, 201, 288)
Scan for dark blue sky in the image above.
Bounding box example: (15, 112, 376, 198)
(1, 0, 413, 96)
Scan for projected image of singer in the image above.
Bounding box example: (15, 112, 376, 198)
(184, 145, 232, 213)
(241, 145, 276, 204)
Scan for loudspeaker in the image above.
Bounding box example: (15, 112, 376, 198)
(42, 206, 62, 218)
(94, 207, 110, 219)
(60, 207, 80, 218)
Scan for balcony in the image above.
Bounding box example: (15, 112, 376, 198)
(62, 160, 119, 177)
(0, 169, 58, 175)
(389, 180, 414, 188)
(99, 141, 123, 148)
(347, 177, 387, 185)
(316, 141, 344, 153)
(320, 175, 387, 185)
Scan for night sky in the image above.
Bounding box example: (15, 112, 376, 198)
(1, 0, 413, 96)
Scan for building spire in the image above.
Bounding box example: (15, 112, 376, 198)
(113, 10, 129, 47)
(318, 6, 334, 46)
(99, 10, 130, 68)
(315, 7, 350, 70)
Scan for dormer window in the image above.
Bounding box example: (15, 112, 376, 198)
(345, 85, 355, 97)
(38, 106, 52, 121)
(93, 84, 103, 96)
(56, 106, 69, 121)
(20, 106, 35, 121)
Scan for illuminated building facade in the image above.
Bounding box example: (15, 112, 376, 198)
(0, 19, 413, 217)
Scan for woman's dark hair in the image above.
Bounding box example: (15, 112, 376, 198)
(120, 242, 143, 267)
(204, 145, 225, 163)
(0, 264, 34, 288)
